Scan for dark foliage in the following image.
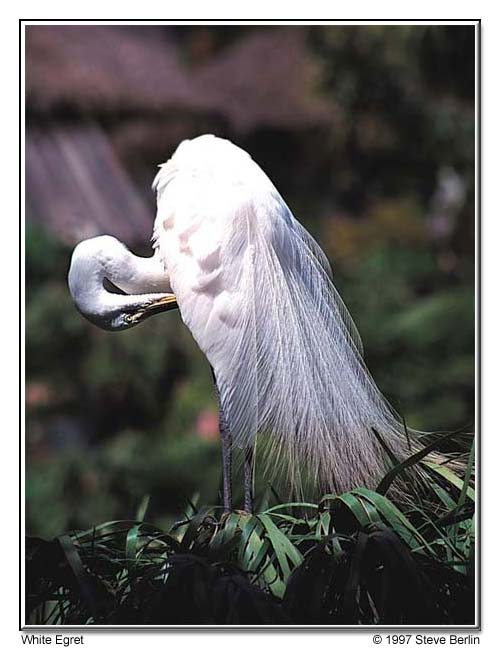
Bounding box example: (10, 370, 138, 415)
(26, 445, 475, 628)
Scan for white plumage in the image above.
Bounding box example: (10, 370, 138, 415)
(149, 134, 413, 496)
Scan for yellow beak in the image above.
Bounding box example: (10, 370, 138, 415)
(125, 294, 178, 326)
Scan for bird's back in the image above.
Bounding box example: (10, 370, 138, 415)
(152, 134, 294, 359)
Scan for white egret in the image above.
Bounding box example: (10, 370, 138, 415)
(68, 134, 435, 512)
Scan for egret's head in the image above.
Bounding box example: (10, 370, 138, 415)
(68, 235, 177, 331)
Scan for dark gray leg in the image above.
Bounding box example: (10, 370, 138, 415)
(244, 445, 254, 513)
(220, 413, 232, 512)
(212, 372, 232, 512)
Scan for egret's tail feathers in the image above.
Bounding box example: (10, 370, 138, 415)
(216, 204, 441, 498)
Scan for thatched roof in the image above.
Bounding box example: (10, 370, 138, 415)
(26, 25, 204, 115)
(26, 124, 154, 246)
(25, 25, 334, 245)
(195, 29, 331, 132)
(26, 25, 331, 132)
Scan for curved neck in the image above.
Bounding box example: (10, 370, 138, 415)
(68, 236, 175, 331)
(104, 250, 172, 295)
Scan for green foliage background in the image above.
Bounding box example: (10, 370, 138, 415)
(25, 25, 475, 539)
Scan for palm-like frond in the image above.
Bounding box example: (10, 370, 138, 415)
(26, 440, 475, 626)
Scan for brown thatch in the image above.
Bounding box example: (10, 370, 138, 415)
(195, 28, 332, 132)
(26, 25, 205, 115)
(26, 124, 154, 246)
(26, 25, 332, 132)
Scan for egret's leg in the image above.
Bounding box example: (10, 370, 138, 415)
(219, 408, 233, 512)
(212, 371, 232, 512)
(244, 445, 254, 513)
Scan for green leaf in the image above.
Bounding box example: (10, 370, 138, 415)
(324, 491, 381, 528)
(377, 430, 459, 495)
(350, 488, 431, 553)
(125, 524, 141, 576)
(425, 462, 475, 501)
(58, 535, 98, 620)
(457, 440, 475, 508)
(257, 514, 303, 580)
